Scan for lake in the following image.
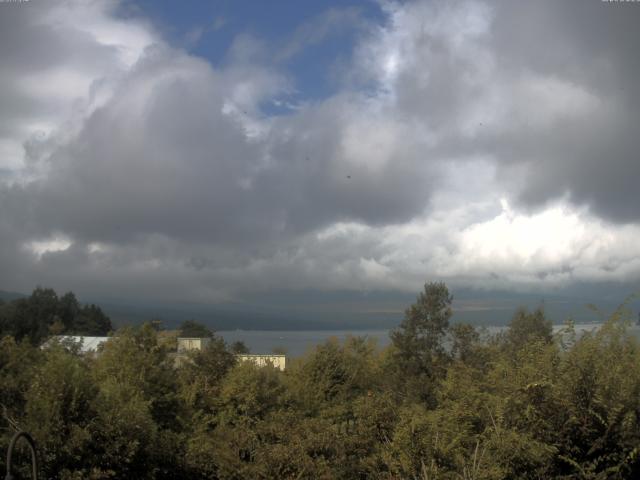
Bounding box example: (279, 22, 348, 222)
(217, 322, 634, 357)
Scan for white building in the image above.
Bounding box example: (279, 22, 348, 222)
(174, 337, 287, 370)
(237, 354, 287, 371)
(177, 337, 211, 352)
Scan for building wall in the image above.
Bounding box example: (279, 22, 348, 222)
(174, 339, 287, 371)
(236, 354, 287, 371)
(177, 337, 211, 352)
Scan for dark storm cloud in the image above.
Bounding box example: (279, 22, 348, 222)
(488, 0, 640, 223)
(375, 0, 640, 222)
(5, 49, 440, 249)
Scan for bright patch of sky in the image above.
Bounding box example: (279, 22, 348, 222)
(124, 0, 385, 106)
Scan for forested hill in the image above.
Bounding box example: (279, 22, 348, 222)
(0, 290, 25, 302)
(0, 287, 112, 344)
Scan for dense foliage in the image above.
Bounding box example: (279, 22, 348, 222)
(0, 288, 112, 344)
(1, 283, 640, 479)
(179, 320, 214, 339)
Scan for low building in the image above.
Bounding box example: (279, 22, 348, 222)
(174, 338, 287, 371)
(177, 337, 211, 352)
(237, 354, 287, 371)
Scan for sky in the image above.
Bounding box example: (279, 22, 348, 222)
(1, 0, 639, 325)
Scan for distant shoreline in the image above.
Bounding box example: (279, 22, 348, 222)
(216, 322, 633, 357)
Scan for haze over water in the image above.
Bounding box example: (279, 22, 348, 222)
(218, 323, 639, 357)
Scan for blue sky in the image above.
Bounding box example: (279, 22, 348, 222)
(124, 0, 385, 102)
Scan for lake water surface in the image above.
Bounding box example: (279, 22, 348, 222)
(218, 323, 636, 357)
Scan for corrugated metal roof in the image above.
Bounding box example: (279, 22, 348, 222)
(44, 335, 110, 353)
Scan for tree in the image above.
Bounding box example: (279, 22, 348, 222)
(220, 362, 286, 422)
(388, 281, 453, 404)
(57, 292, 80, 331)
(179, 320, 213, 338)
(506, 307, 553, 349)
(0, 287, 113, 343)
(24, 344, 97, 478)
(178, 336, 236, 414)
(0, 336, 43, 456)
(74, 303, 112, 335)
(11, 287, 59, 344)
(231, 340, 250, 354)
(90, 324, 182, 478)
(297, 339, 350, 406)
(450, 322, 481, 366)
(3, 287, 640, 478)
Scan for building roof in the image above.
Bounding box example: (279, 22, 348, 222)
(43, 335, 110, 353)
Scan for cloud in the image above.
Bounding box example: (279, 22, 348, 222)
(0, 0, 155, 177)
(1, 0, 639, 304)
(276, 7, 365, 62)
